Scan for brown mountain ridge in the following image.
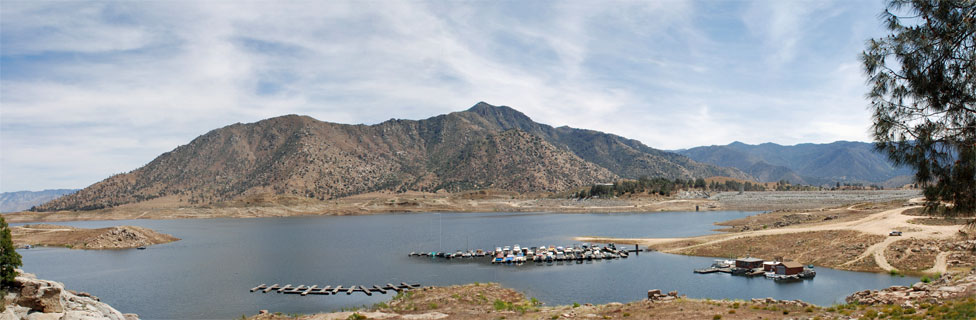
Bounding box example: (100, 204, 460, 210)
(34, 102, 749, 211)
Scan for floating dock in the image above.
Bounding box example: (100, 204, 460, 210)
(250, 283, 421, 296)
(410, 243, 638, 265)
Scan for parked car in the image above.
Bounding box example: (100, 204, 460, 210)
(889, 231, 903, 236)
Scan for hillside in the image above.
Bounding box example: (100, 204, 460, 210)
(34, 102, 745, 211)
(676, 141, 912, 186)
(0, 189, 78, 213)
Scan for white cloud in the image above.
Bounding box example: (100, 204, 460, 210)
(1, 0, 887, 191)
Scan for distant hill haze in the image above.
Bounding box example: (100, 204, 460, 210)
(34, 102, 748, 211)
(675, 141, 913, 186)
(0, 189, 78, 213)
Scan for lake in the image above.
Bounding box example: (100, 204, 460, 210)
(16, 211, 918, 319)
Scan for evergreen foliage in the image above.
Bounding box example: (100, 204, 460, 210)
(863, 0, 976, 215)
(0, 215, 22, 287)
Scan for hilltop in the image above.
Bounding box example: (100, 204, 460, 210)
(676, 141, 913, 186)
(0, 189, 78, 212)
(33, 102, 746, 212)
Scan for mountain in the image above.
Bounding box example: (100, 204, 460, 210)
(34, 102, 748, 211)
(0, 189, 78, 213)
(676, 141, 913, 186)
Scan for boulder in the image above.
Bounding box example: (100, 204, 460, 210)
(4, 270, 135, 320)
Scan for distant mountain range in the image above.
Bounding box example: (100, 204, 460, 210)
(675, 141, 914, 186)
(35, 102, 747, 211)
(1, 189, 78, 213)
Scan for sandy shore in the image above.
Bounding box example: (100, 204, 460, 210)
(3, 190, 920, 223)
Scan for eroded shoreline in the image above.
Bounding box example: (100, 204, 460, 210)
(3, 190, 921, 223)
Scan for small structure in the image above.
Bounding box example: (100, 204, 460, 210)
(735, 257, 764, 269)
(773, 261, 804, 276)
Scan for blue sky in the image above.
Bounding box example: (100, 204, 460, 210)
(1, 0, 889, 192)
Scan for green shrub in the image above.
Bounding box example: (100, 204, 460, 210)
(494, 299, 507, 311)
(573, 302, 580, 308)
(0, 216, 23, 287)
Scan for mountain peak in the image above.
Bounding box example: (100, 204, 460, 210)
(465, 102, 525, 118)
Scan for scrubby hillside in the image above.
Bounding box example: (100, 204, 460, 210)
(35, 102, 744, 211)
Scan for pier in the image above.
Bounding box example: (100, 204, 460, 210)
(250, 283, 421, 296)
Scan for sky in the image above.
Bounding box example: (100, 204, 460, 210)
(0, 0, 891, 192)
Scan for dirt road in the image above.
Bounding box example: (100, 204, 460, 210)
(578, 205, 964, 273)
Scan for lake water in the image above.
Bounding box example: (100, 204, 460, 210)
(16, 211, 918, 319)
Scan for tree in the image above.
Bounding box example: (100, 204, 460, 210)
(0, 215, 22, 287)
(862, 0, 976, 215)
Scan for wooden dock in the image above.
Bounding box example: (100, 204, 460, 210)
(250, 283, 421, 296)
(694, 267, 732, 274)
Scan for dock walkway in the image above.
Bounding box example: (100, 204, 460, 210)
(250, 283, 421, 297)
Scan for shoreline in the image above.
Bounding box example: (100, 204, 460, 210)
(2, 190, 920, 223)
(576, 204, 975, 275)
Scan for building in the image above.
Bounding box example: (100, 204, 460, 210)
(773, 261, 804, 275)
(735, 257, 764, 269)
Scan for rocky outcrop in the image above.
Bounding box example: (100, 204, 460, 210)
(846, 269, 976, 306)
(82, 226, 178, 249)
(1, 270, 138, 320)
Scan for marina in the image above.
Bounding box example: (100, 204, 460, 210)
(695, 258, 817, 281)
(410, 243, 637, 264)
(250, 283, 421, 296)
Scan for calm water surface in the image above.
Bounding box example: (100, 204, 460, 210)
(16, 211, 918, 319)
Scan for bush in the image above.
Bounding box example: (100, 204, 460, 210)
(493, 299, 507, 311)
(0, 215, 22, 287)
(712, 315, 721, 320)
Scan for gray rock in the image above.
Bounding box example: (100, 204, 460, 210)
(6, 270, 137, 320)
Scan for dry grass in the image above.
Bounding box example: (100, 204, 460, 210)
(670, 230, 886, 271)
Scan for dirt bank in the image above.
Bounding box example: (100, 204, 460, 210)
(3, 190, 920, 223)
(11, 224, 179, 249)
